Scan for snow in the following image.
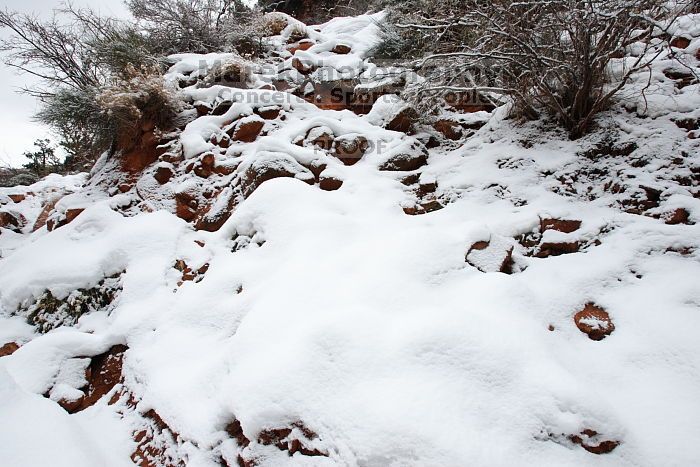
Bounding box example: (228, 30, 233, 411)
(1, 10, 700, 467)
(0, 365, 133, 467)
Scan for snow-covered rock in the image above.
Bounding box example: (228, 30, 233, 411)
(2, 10, 700, 467)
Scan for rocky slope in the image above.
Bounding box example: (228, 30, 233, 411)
(1, 11, 700, 467)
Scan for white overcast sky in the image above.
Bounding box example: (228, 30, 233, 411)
(0, 0, 130, 167)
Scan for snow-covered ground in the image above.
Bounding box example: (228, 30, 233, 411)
(1, 11, 700, 467)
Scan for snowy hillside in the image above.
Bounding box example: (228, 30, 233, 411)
(1, 11, 700, 467)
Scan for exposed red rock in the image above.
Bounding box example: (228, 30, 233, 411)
(403, 200, 444, 216)
(255, 107, 281, 120)
(0, 211, 25, 232)
(670, 36, 691, 49)
(319, 175, 343, 191)
(303, 80, 356, 111)
(175, 192, 199, 222)
(175, 260, 210, 285)
(119, 120, 168, 174)
(536, 241, 580, 257)
(333, 135, 369, 165)
(540, 218, 582, 234)
(154, 166, 174, 184)
(332, 44, 351, 54)
(379, 151, 428, 172)
(195, 102, 212, 116)
(418, 181, 438, 197)
(433, 119, 462, 140)
(569, 429, 620, 454)
(0, 342, 19, 357)
(47, 208, 85, 232)
(212, 100, 234, 116)
(664, 207, 690, 225)
(225, 419, 250, 447)
(574, 303, 615, 341)
(131, 408, 183, 467)
(466, 239, 514, 274)
(292, 57, 314, 74)
(287, 40, 314, 54)
(232, 119, 265, 143)
(257, 422, 326, 457)
(8, 194, 26, 203)
(71, 344, 128, 412)
(306, 127, 335, 150)
(32, 196, 63, 232)
(57, 396, 85, 413)
(241, 156, 313, 197)
(386, 107, 418, 134)
(663, 68, 697, 88)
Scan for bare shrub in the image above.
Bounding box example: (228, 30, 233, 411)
(379, 0, 696, 138)
(0, 6, 165, 166)
(96, 66, 181, 145)
(125, 0, 262, 54)
(202, 59, 253, 87)
(259, 0, 376, 24)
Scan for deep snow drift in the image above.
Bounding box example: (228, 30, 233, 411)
(1, 11, 700, 467)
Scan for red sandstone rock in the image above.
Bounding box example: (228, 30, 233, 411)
(0, 342, 19, 357)
(57, 396, 85, 413)
(232, 118, 265, 143)
(574, 303, 615, 340)
(0, 211, 25, 232)
(332, 44, 351, 54)
(569, 429, 620, 454)
(319, 175, 343, 191)
(154, 165, 174, 184)
(8, 194, 25, 203)
(333, 135, 369, 165)
(241, 155, 313, 197)
(32, 196, 63, 231)
(466, 238, 514, 274)
(71, 344, 128, 412)
(433, 119, 462, 140)
(386, 107, 418, 134)
(306, 127, 335, 151)
(256, 107, 281, 120)
(379, 151, 428, 172)
(287, 40, 314, 54)
(257, 421, 326, 458)
(175, 192, 199, 222)
(292, 57, 314, 74)
(47, 208, 84, 232)
(540, 218, 582, 234)
(670, 36, 691, 49)
(536, 241, 580, 257)
(664, 207, 690, 225)
(195, 102, 212, 116)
